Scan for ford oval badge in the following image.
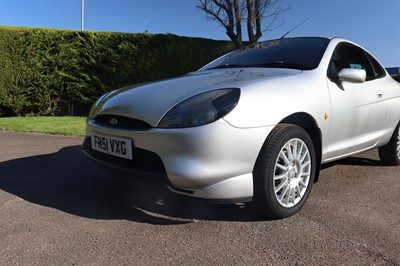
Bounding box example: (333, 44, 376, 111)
(109, 118, 118, 126)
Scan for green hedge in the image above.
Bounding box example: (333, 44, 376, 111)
(393, 75, 400, 82)
(0, 26, 234, 116)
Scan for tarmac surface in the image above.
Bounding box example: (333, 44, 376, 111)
(0, 130, 399, 265)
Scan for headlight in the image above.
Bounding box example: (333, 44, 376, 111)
(158, 88, 240, 128)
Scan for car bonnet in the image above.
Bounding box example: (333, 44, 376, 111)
(91, 68, 301, 127)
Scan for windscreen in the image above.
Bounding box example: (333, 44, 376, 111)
(200, 37, 330, 71)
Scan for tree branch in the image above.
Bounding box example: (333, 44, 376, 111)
(197, 0, 289, 47)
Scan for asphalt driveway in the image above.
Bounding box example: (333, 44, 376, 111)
(0, 130, 399, 265)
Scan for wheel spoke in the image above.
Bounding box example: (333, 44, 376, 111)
(292, 139, 298, 159)
(274, 172, 288, 181)
(301, 160, 310, 170)
(276, 162, 288, 172)
(289, 187, 296, 204)
(275, 179, 288, 193)
(296, 141, 304, 160)
(397, 129, 400, 158)
(285, 187, 292, 205)
(397, 145, 400, 159)
(301, 171, 310, 178)
(295, 185, 301, 198)
(300, 149, 309, 164)
(279, 149, 291, 165)
(285, 142, 294, 161)
(280, 185, 290, 202)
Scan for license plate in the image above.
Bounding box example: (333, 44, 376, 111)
(91, 132, 133, 160)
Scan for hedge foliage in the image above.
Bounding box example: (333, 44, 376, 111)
(393, 75, 400, 83)
(0, 26, 234, 116)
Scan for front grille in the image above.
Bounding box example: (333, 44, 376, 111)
(82, 137, 167, 175)
(93, 115, 152, 130)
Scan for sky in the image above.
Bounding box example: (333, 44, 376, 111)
(0, 0, 399, 67)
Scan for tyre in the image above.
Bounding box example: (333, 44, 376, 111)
(253, 124, 316, 219)
(378, 122, 400, 166)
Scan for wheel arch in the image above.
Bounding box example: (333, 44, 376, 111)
(279, 112, 322, 182)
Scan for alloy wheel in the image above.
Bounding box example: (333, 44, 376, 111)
(273, 138, 311, 208)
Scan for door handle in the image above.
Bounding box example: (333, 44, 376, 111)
(376, 90, 383, 98)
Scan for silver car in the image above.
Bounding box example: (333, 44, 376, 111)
(82, 37, 400, 219)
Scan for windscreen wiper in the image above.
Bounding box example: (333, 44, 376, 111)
(207, 64, 246, 70)
(244, 62, 311, 70)
(208, 62, 310, 70)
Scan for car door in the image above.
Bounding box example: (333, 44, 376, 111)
(326, 42, 387, 160)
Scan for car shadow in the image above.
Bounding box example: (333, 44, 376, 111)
(0, 145, 265, 225)
(321, 152, 384, 170)
(336, 156, 383, 166)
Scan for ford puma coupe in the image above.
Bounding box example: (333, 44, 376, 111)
(82, 37, 400, 219)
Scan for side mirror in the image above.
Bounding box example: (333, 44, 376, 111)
(337, 68, 366, 83)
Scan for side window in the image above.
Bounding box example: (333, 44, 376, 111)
(331, 43, 375, 81)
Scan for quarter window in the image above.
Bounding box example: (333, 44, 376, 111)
(366, 53, 386, 78)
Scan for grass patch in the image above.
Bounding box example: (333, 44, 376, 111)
(0, 116, 86, 136)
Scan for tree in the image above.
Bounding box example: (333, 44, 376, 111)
(197, 0, 289, 48)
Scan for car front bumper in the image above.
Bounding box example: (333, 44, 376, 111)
(82, 118, 273, 201)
